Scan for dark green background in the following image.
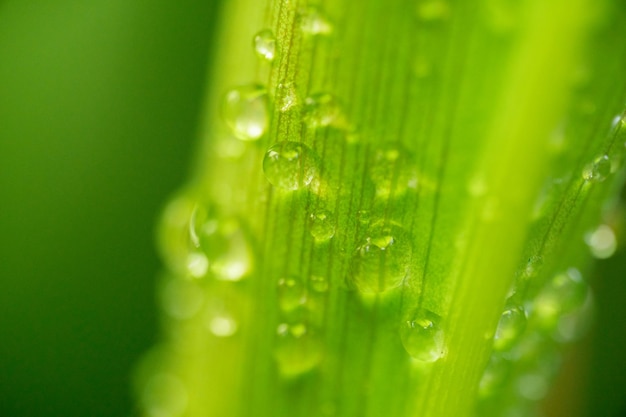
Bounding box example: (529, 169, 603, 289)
(0, 1, 624, 417)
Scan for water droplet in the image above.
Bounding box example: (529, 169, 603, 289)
(585, 224, 617, 259)
(207, 312, 238, 338)
(309, 210, 335, 241)
(517, 373, 549, 401)
(263, 141, 319, 190)
(369, 144, 418, 198)
(303, 93, 344, 128)
(253, 29, 277, 61)
(416, 0, 450, 21)
(350, 222, 412, 293)
(534, 268, 588, 327)
(274, 322, 322, 377)
(199, 218, 254, 281)
(400, 308, 446, 362)
(222, 84, 268, 141)
(356, 210, 370, 225)
(158, 195, 200, 274)
(142, 373, 188, 417)
(277, 82, 298, 112)
(310, 275, 329, 293)
(582, 155, 611, 183)
(493, 303, 527, 351)
(478, 355, 510, 397)
(518, 254, 543, 280)
(160, 279, 204, 320)
(277, 276, 307, 312)
(300, 6, 333, 36)
(186, 252, 209, 278)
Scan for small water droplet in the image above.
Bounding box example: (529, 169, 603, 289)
(199, 218, 254, 281)
(518, 254, 543, 280)
(400, 308, 446, 362)
(350, 222, 412, 293)
(160, 279, 204, 320)
(274, 322, 322, 377)
(493, 303, 527, 351)
(207, 312, 238, 338)
(582, 155, 611, 183)
(142, 373, 188, 417)
(416, 0, 450, 21)
(309, 210, 335, 241)
(585, 224, 617, 259)
(277, 276, 307, 312)
(303, 93, 345, 128)
(277, 82, 299, 112)
(369, 144, 418, 198)
(534, 268, 588, 327)
(478, 355, 510, 397)
(517, 373, 549, 401)
(222, 84, 268, 141)
(300, 6, 333, 36)
(253, 29, 277, 61)
(263, 141, 319, 190)
(310, 275, 329, 293)
(186, 252, 209, 278)
(356, 210, 370, 225)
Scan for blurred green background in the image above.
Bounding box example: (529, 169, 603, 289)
(0, 1, 624, 417)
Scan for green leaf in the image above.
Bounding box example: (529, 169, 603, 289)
(136, 1, 626, 416)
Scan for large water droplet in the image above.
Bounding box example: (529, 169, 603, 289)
(582, 155, 611, 183)
(493, 303, 527, 351)
(309, 210, 335, 242)
(400, 308, 446, 362)
(585, 224, 617, 259)
(277, 276, 307, 312)
(222, 84, 268, 141)
(142, 373, 188, 417)
(199, 218, 254, 281)
(263, 141, 319, 190)
(300, 6, 333, 36)
(534, 268, 588, 327)
(253, 29, 277, 61)
(350, 222, 412, 293)
(369, 144, 418, 198)
(274, 322, 322, 377)
(303, 93, 344, 128)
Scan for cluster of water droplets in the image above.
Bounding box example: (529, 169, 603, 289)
(476, 266, 593, 414)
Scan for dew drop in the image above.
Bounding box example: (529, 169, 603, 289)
(356, 209, 370, 225)
(493, 303, 527, 351)
(585, 224, 617, 259)
(142, 373, 188, 417)
(582, 154, 611, 183)
(263, 141, 319, 190)
(310, 275, 329, 293)
(309, 210, 335, 241)
(277, 82, 299, 112)
(186, 252, 209, 278)
(222, 84, 268, 141)
(253, 29, 277, 61)
(350, 222, 412, 293)
(400, 309, 446, 362)
(303, 93, 344, 128)
(274, 322, 322, 377)
(277, 276, 307, 312)
(534, 268, 588, 327)
(207, 312, 238, 338)
(369, 144, 418, 198)
(478, 355, 509, 398)
(300, 6, 333, 36)
(199, 218, 254, 281)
